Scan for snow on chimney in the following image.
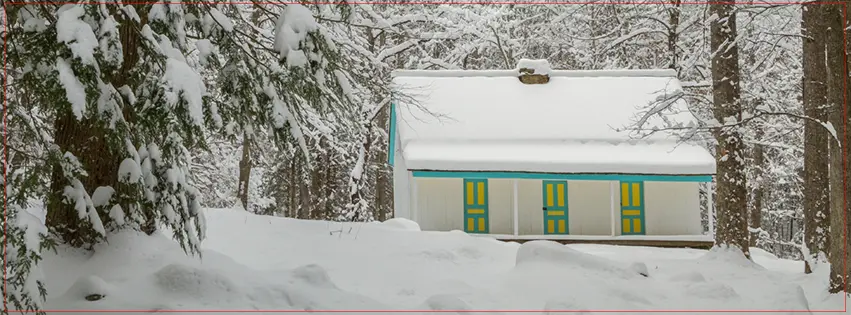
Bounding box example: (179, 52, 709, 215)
(516, 59, 551, 84)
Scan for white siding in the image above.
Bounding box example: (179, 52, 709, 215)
(414, 178, 463, 231)
(411, 178, 702, 236)
(391, 142, 410, 220)
(517, 179, 543, 234)
(644, 182, 702, 235)
(567, 181, 614, 235)
(487, 179, 514, 235)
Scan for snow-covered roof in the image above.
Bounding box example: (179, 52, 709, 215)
(391, 67, 715, 176)
(403, 141, 714, 175)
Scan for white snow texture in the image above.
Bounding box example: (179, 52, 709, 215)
(36, 208, 842, 312)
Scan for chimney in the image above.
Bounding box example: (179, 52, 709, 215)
(516, 59, 551, 84)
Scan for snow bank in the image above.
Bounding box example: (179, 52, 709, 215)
(380, 218, 421, 231)
(37, 209, 835, 312)
(515, 241, 643, 279)
(422, 294, 471, 311)
(699, 245, 765, 270)
(59, 275, 114, 301)
(750, 247, 780, 260)
(543, 299, 590, 315)
(669, 270, 706, 282)
(43, 230, 387, 311)
(153, 264, 240, 300)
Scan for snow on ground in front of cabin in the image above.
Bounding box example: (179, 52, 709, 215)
(39, 208, 847, 313)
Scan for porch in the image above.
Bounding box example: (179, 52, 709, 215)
(475, 235, 715, 249)
(406, 173, 716, 249)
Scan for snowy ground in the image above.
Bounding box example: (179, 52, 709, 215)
(37, 208, 847, 314)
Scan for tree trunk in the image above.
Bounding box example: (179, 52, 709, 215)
(350, 122, 373, 222)
(323, 153, 336, 220)
(298, 159, 311, 220)
(46, 4, 150, 246)
(750, 128, 765, 247)
(46, 116, 117, 248)
(287, 156, 297, 217)
(374, 104, 390, 222)
(667, 0, 681, 72)
(709, 2, 750, 259)
(827, 1, 849, 293)
(801, 3, 830, 274)
(237, 132, 251, 211)
(310, 164, 323, 220)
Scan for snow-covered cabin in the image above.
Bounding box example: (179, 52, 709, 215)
(388, 60, 716, 248)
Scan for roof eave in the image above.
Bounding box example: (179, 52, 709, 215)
(391, 68, 678, 79)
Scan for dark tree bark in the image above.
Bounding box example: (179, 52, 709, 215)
(801, 3, 830, 274)
(374, 104, 390, 222)
(287, 156, 297, 218)
(750, 127, 765, 247)
(709, 2, 750, 259)
(827, 1, 850, 293)
(236, 132, 251, 211)
(310, 138, 325, 220)
(46, 5, 153, 245)
(667, 0, 682, 72)
(46, 116, 118, 248)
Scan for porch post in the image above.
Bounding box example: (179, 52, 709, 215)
(513, 179, 519, 236)
(610, 181, 617, 236)
(707, 181, 715, 239)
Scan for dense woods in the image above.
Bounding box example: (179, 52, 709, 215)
(2, 1, 850, 313)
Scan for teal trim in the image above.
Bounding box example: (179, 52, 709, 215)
(387, 103, 397, 166)
(411, 171, 712, 182)
(620, 181, 646, 235)
(542, 181, 569, 235)
(463, 179, 489, 233)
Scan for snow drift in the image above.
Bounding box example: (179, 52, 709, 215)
(37, 209, 840, 313)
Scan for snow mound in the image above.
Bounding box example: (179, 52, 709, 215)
(700, 245, 764, 270)
(153, 263, 240, 299)
(685, 282, 740, 300)
(39, 208, 841, 312)
(543, 299, 590, 315)
(455, 246, 484, 259)
(419, 248, 458, 262)
(630, 262, 649, 277)
(381, 218, 421, 231)
(44, 229, 387, 311)
(61, 275, 114, 301)
(515, 241, 640, 279)
(516, 58, 551, 75)
(291, 264, 336, 289)
(750, 247, 779, 260)
(607, 287, 654, 306)
(771, 284, 811, 312)
(423, 294, 471, 311)
(669, 271, 706, 282)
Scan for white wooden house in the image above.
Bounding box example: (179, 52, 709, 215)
(388, 60, 716, 248)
